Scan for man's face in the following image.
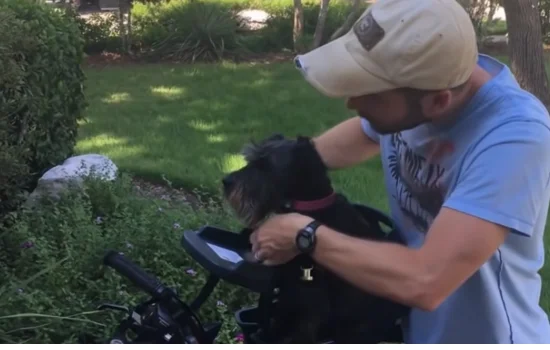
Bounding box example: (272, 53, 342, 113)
(346, 89, 432, 134)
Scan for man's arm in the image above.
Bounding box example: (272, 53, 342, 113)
(311, 207, 508, 311)
(310, 120, 550, 311)
(313, 116, 380, 170)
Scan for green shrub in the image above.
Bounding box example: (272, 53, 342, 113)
(485, 19, 507, 36)
(0, 0, 87, 220)
(133, 0, 248, 62)
(74, 12, 121, 54)
(130, 0, 367, 58)
(249, 0, 365, 52)
(0, 172, 255, 344)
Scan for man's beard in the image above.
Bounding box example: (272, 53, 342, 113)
(361, 98, 430, 135)
(361, 112, 429, 135)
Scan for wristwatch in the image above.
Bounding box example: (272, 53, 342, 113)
(295, 220, 321, 254)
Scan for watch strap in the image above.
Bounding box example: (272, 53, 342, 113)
(296, 220, 321, 254)
(303, 220, 321, 234)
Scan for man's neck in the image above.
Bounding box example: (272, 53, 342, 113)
(434, 65, 493, 128)
(461, 65, 493, 102)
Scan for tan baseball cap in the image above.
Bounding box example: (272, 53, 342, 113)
(294, 0, 478, 98)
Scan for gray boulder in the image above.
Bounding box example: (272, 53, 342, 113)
(236, 9, 271, 31)
(26, 154, 118, 205)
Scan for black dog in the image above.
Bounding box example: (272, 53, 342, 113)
(222, 134, 409, 344)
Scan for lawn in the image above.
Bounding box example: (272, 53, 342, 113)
(77, 58, 550, 315)
(77, 61, 389, 207)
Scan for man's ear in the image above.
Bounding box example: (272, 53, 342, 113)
(420, 90, 453, 118)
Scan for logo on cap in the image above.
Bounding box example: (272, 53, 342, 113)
(353, 11, 385, 51)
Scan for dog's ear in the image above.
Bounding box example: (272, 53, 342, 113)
(266, 133, 285, 142)
(241, 134, 287, 161)
(241, 140, 261, 162)
(296, 135, 312, 144)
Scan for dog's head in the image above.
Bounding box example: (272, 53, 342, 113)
(222, 133, 329, 227)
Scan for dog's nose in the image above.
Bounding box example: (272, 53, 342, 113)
(222, 176, 233, 188)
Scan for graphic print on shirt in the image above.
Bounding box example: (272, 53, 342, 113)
(388, 133, 451, 233)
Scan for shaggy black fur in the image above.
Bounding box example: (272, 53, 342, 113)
(222, 134, 409, 344)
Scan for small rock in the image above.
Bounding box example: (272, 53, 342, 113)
(482, 35, 508, 51)
(236, 9, 271, 31)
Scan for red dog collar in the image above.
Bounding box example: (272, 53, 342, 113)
(290, 192, 337, 211)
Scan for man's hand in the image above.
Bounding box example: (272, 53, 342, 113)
(250, 213, 312, 265)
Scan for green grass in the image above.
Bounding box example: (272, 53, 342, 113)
(78, 57, 550, 316)
(77, 61, 388, 207)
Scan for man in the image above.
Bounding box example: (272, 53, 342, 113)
(249, 0, 550, 344)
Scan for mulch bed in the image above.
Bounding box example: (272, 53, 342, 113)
(130, 176, 203, 210)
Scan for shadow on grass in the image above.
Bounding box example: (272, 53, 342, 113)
(78, 61, 387, 205)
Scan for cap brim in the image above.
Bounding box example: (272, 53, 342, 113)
(295, 35, 397, 98)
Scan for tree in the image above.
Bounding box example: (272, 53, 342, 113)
(486, 0, 499, 23)
(293, 0, 305, 53)
(502, 0, 550, 107)
(117, 0, 165, 55)
(312, 0, 330, 49)
(118, 0, 132, 54)
(458, 0, 493, 36)
(330, 0, 362, 41)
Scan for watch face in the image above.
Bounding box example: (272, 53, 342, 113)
(297, 234, 310, 249)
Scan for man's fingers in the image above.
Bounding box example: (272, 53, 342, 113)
(249, 231, 258, 245)
(252, 245, 262, 260)
(254, 249, 268, 262)
(254, 251, 262, 261)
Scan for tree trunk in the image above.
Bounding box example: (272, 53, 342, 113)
(487, 0, 498, 22)
(118, 9, 126, 53)
(118, 0, 133, 55)
(330, 0, 361, 41)
(127, 6, 133, 55)
(502, 0, 550, 107)
(312, 0, 331, 49)
(293, 0, 305, 52)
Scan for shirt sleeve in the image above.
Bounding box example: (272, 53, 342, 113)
(360, 117, 381, 144)
(443, 120, 550, 237)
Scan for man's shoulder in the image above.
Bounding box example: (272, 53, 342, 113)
(477, 54, 549, 122)
(464, 55, 550, 151)
(464, 112, 550, 171)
